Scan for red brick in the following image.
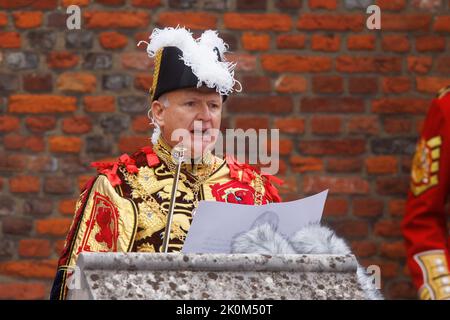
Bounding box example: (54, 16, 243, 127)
(240, 76, 271, 93)
(336, 56, 401, 73)
(380, 241, 406, 259)
(0, 153, 28, 171)
(224, 13, 292, 31)
(372, 98, 429, 114)
(276, 0, 303, 9)
(0, 260, 57, 279)
(416, 35, 445, 52)
(134, 74, 153, 91)
(277, 176, 298, 197)
(78, 175, 93, 191)
(62, 0, 90, 6)
(99, 31, 128, 49)
(62, 116, 93, 134)
(225, 53, 257, 71)
(301, 97, 365, 113)
(311, 116, 342, 135)
(0, 115, 20, 132)
(122, 52, 154, 70)
(227, 96, 293, 114)
(323, 197, 348, 217)
(13, 11, 43, 28)
(407, 56, 432, 74)
(18, 239, 51, 258)
(331, 220, 369, 238)
(276, 34, 306, 49)
(84, 11, 150, 29)
(376, 177, 409, 195)
(241, 32, 270, 51)
(382, 77, 410, 94)
(55, 240, 66, 256)
(23, 73, 53, 92)
(299, 139, 365, 155)
(353, 198, 384, 218)
(383, 118, 412, 134)
(387, 281, 417, 300)
(275, 75, 307, 93)
(297, 14, 364, 31)
(311, 34, 340, 52)
(36, 218, 72, 236)
(308, 0, 336, 9)
(381, 14, 431, 31)
(289, 156, 323, 173)
(327, 158, 363, 173)
(84, 96, 115, 113)
(25, 116, 57, 132)
(0, 282, 47, 300)
(96, 0, 125, 5)
(158, 12, 217, 29)
(0, 12, 7, 27)
(416, 77, 450, 94)
(366, 156, 398, 175)
(0, 32, 21, 48)
(49, 136, 82, 153)
(119, 136, 152, 153)
(347, 35, 375, 50)
(3, 135, 45, 152)
(382, 35, 410, 52)
(133, 115, 152, 133)
(389, 199, 406, 216)
(47, 51, 79, 69)
(347, 116, 379, 135)
(374, 219, 402, 237)
(351, 241, 377, 258)
(436, 57, 450, 74)
(303, 176, 369, 194)
(57, 72, 96, 93)
(348, 77, 378, 94)
(312, 76, 343, 93)
(278, 139, 293, 156)
(376, 0, 406, 10)
(434, 16, 450, 32)
(274, 117, 305, 134)
(132, 0, 161, 8)
(235, 117, 269, 131)
(59, 199, 77, 215)
(261, 54, 332, 72)
(9, 176, 40, 193)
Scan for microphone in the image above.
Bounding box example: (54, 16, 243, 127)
(161, 144, 186, 253)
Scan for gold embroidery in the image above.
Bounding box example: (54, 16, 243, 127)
(414, 250, 450, 300)
(410, 136, 442, 196)
(150, 48, 163, 100)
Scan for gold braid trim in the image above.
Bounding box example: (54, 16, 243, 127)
(150, 48, 163, 100)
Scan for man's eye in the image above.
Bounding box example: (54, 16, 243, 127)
(184, 101, 195, 107)
(210, 104, 220, 109)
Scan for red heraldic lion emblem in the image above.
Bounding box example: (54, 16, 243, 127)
(78, 192, 119, 253)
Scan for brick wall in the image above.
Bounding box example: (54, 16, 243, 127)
(0, 0, 449, 299)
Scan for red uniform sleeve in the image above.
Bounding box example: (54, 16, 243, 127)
(402, 92, 450, 300)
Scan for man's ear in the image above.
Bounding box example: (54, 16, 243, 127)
(151, 100, 165, 128)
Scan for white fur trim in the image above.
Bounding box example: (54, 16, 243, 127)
(230, 222, 384, 300)
(139, 27, 240, 96)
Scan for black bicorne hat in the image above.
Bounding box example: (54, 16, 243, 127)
(150, 46, 228, 102)
(141, 27, 239, 103)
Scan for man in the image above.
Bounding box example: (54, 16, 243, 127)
(402, 86, 450, 300)
(50, 27, 282, 300)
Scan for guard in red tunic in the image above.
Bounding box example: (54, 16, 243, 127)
(402, 86, 450, 300)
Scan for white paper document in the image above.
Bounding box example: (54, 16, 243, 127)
(182, 190, 328, 254)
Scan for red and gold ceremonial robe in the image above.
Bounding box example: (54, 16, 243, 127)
(50, 138, 282, 299)
(402, 86, 450, 300)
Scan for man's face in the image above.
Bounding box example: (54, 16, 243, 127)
(152, 87, 223, 159)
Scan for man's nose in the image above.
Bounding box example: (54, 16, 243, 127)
(196, 102, 212, 121)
